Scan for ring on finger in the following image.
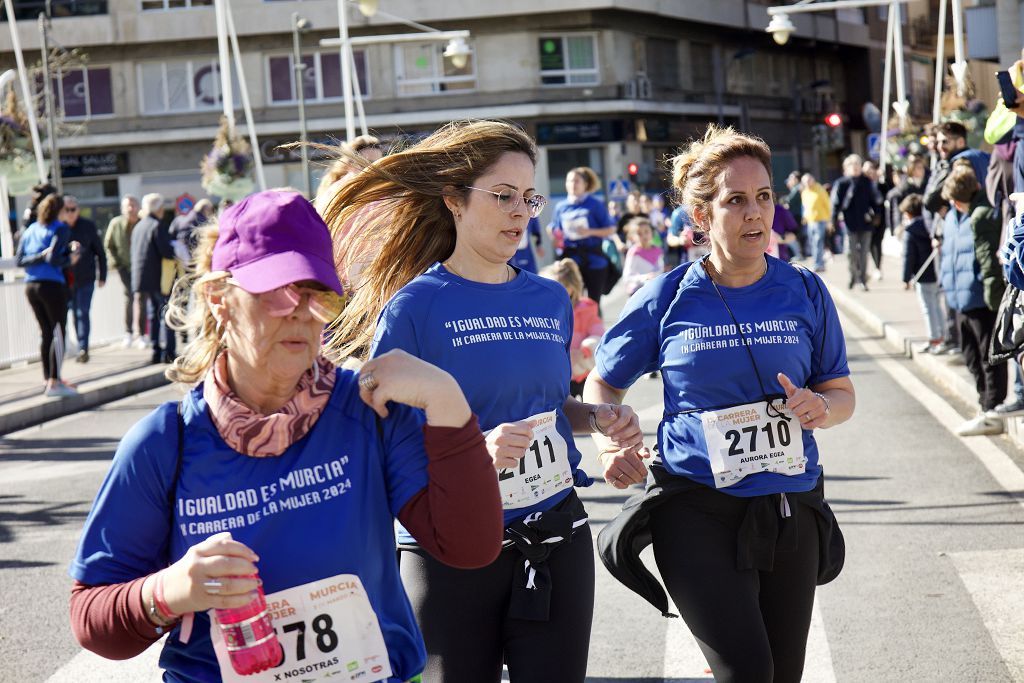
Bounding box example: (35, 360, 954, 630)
(358, 372, 378, 392)
(203, 579, 224, 595)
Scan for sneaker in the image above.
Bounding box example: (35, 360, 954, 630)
(76, 349, 89, 363)
(872, 270, 883, 281)
(932, 341, 957, 355)
(955, 414, 1004, 436)
(985, 399, 1024, 419)
(914, 341, 936, 354)
(860, 283, 869, 292)
(44, 382, 79, 398)
(120, 334, 133, 349)
(132, 336, 150, 350)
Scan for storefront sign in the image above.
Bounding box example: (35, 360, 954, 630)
(60, 152, 128, 178)
(536, 120, 623, 145)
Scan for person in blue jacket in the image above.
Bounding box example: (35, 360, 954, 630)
(323, 120, 645, 683)
(939, 163, 1007, 436)
(547, 166, 617, 307)
(15, 193, 78, 397)
(68, 190, 503, 683)
(586, 125, 856, 683)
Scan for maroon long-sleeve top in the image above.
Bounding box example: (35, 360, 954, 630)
(70, 416, 501, 660)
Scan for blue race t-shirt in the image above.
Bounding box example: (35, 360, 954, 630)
(70, 369, 430, 683)
(550, 194, 611, 269)
(372, 263, 583, 530)
(596, 257, 849, 497)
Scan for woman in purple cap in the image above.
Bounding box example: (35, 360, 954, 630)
(323, 121, 647, 683)
(68, 189, 503, 682)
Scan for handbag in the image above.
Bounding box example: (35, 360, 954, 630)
(988, 284, 1024, 364)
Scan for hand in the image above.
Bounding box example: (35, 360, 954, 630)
(485, 421, 533, 470)
(778, 372, 828, 430)
(903, 281, 910, 290)
(592, 403, 648, 454)
(358, 349, 470, 427)
(599, 446, 649, 489)
(159, 532, 262, 615)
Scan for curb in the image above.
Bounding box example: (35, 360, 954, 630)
(0, 365, 170, 435)
(828, 284, 1024, 445)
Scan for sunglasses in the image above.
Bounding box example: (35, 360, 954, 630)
(225, 278, 344, 324)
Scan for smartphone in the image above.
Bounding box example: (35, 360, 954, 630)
(996, 70, 1018, 108)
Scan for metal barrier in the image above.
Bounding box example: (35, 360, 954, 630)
(0, 274, 131, 369)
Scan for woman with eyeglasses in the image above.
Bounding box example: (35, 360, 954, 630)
(69, 190, 503, 682)
(323, 120, 645, 683)
(548, 166, 618, 307)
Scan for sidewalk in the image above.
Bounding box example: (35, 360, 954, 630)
(0, 343, 169, 435)
(814, 250, 1024, 446)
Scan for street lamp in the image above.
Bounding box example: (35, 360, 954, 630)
(766, 14, 796, 46)
(292, 13, 312, 197)
(324, 1, 472, 140)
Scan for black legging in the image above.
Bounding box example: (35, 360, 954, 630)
(649, 486, 819, 683)
(399, 524, 595, 683)
(869, 223, 886, 271)
(25, 280, 69, 381)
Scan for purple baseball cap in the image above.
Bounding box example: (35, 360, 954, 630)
(212, 190, 343, 295)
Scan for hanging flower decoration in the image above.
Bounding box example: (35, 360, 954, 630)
(0, 88, 43, 195)
(200, 116, 254, 201)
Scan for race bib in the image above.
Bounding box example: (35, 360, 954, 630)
(211, 574, 392, 683)
(495, 411, 573, 510)
(701, 400, 806, 489)
(562, 216, 590, 241)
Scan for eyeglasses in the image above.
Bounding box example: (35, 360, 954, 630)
(225, 278, 344, 324)
(65, 206, 79, 213)
(464, 186, 548, 218)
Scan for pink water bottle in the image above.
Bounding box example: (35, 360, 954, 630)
(216, 581, 282, 675)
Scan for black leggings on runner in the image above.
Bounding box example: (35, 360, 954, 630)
(649, 487, 819, 683)
(25, 280, 69, 381)
(399, 524, 595, 683)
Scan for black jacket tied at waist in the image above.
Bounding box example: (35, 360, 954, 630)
(504, 491, 588, 622)
(596, 464, 845, 617)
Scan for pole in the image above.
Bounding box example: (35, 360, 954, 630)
(713, 46, 725, 125)
(950, 0, 966, 96)
(348, 42, 368, 136)
(292, 13, 310, 197)
(214, 0, 234, 132)
(224, 0, 265, 190)
(793, 83, 803, 173)
(891, 1, 908, 127)
(337, 0, 355, 141)
(879, 6, 894, 179)
(38, 13, 60, 193)
(931, 0, 947, 172)
(4, 0, 46, 184)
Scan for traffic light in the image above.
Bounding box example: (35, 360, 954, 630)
(823, 112, 845, 151)
(627, 162, 639, 183)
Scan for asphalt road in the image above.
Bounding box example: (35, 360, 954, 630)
(1, 306, 1022, 682)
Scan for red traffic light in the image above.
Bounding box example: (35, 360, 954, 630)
(627, 162, 639, 177)
(824, 113, 843, 127)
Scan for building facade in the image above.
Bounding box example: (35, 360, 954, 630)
(0, 0, 918, 224)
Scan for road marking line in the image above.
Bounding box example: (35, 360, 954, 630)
(845, 317, 1024, 512)
(804, 596, 838, 683)
(947, 548, 1024, 681)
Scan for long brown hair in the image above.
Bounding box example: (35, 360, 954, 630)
(322, 120, 537, 360)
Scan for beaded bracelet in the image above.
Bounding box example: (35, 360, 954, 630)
(813, 391, 832, 417)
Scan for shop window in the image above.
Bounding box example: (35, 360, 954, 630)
(267, 50, 368, 104)
(1, 0, 106, 20)
(137, 58, 241, 114)
(35, 66, 114, 119)
(539, 34, 599, 86)
(395, 42, 475, 96)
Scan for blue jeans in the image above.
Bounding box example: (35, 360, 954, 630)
(142, 290, 175, 360)
(70, 282, 95, 352)
(914, 281, 944, 342)
(807, 221, 827, 270)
